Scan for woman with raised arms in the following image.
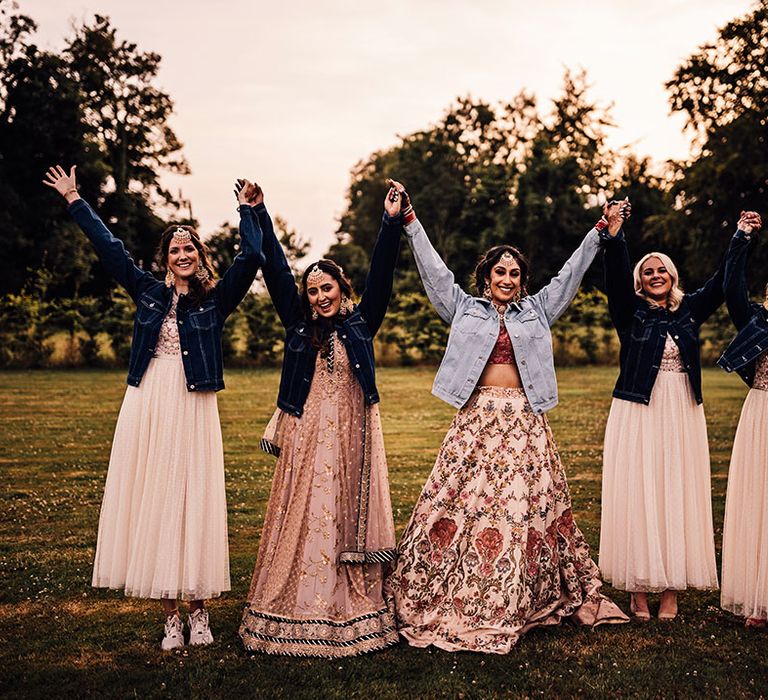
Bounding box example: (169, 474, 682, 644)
(717, 210, 767, 628)
(237, 180, 404, 657)
(386, 185, 629, 654)
(43, 165, 265, 649)
(598, 207, 745, 620)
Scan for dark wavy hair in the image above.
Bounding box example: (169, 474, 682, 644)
(473, 245, 529, 298)
(300, 259, 356, 352)
(156, 225, 217, 306)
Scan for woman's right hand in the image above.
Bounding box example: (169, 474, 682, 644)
(737, 210, 762, 234)
(43, 165, 80, 204)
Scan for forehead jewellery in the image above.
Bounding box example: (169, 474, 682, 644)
(172, 227, 192, 245)
(307, 264, 325, 285)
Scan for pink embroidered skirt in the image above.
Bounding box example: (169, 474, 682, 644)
(387, 386, 627, 654)
(240, 341, 398, 657)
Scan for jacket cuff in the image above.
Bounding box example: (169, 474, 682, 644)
(68, 199, 88, 213)
(250, 203, 267, 214)
(599, 227, 625, 243)
(382, 211, 404, 226)
(735, 228, 753, 241)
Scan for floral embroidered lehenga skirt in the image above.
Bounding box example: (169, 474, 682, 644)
(386, 387, 627, 654)
(240, 340, 399, 656)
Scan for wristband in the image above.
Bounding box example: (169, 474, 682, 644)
(402, 205, 416, 225)
(594, 217, 608, 232)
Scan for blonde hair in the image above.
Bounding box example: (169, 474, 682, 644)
(633, 252, 685, 312)
(764, 283, 768, 310)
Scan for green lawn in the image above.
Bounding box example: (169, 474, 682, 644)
(1, 367, 765, 698)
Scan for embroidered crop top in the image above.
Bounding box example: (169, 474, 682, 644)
(753, 351, 768, 391)
(659, 334, 684, 372)
(155, 295, 180, 357)
(488, 318, 515, 364)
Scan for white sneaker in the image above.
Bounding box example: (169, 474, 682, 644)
(188, 608, 213, 646)
(161, 614, 185, 651)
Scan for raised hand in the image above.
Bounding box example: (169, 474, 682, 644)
(603, 197, 630, 236)
(43, 165, 80, 203)
(235, 179, 264, 207)
(385, 178, 413, 218)
(737, 210, 762, 234)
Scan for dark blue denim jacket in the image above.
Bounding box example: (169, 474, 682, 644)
(717, 230, 768, 386)
(603, 231, 736, 405)
(252, 203, 402, 417)
(69, 199, 264, 391)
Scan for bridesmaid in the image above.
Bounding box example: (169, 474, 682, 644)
(43, 165, 264, 649)
(238, 181, 403, 656)
(717, 210, 766, 628)
(386, 185, 628, 654)
(598, 207, 743, 620)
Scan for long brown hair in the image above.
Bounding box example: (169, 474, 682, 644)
(473, 245, 530, 299)
(156, 225, 216, 306)
(300, 259, 355, 352)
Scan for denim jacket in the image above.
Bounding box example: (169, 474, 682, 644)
(404, 218, 609, 413)
(603, 232, 736, 405)
(69, 199, 264, 391)
(252, 204, 402, 417)
(717, 230, 768, 386)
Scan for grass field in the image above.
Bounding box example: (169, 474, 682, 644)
(1, 367, 766, 698)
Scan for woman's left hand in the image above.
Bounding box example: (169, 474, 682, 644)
(235, 179, 264, 207)
(384, 181, 402, 217)
(603, 197, 630, 236)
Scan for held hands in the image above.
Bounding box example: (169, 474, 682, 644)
(737, 210, 762, 234)
(234, 179, 264, 207)
(384, 178, 413, 219)
(43, 165, 80, 204)
(602, 197, 631, 237)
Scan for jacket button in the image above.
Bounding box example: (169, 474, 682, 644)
(189, 384, 195, 389)
(355, 363, 360, 369)
(149, 302, 155, 307)
(342, 334, 347, 339)
(528, 384, 533, 389)
(183, 350, 188, 356)
(514, 334, 519, 338)
(674, 335, 679, 339)
(521, 360, 526, 365)
(179, 320, 184, 325)
(199, 307, 203, 311)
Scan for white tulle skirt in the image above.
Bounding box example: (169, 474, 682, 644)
(599, 371, 718, 592)
(721, 387, 768, 619)
(91, 355, 230, 600)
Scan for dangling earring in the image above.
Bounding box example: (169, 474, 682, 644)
(195, 261, 210, 282)
(483, 286, 492, 300)
(311, 307, 319, 321)
(340, 295, 353, 314)
(165, 269, 175, 287)
(512, 288, 522, 302)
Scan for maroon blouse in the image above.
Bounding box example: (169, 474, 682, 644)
(488, 320, 515, 364)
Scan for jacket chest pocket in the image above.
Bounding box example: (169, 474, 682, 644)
(136, 296, 164, 326)
(630, 312, 652, 341)
(348, 318, 372, 342)
(457, 308, 489, 335)
(287, 325, 311, 353)
(517, 309, 544, 338)
(189, 305, 218, 331)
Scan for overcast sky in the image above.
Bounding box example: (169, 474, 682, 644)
(28, 0, 752, 259)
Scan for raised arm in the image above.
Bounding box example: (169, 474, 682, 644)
(214, 182, 266, 318)
(356, 182, 404, 336)
(399, 185, 468, 323)
(535, 199, 628, 326)
(43, 165, 155, 300)
(241, 183, 302, 328)
(721, 211, 762, 331)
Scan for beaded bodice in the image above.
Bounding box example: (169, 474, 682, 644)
(753, 351, 768, 391)
(659, 334, 684, 372)
(155, 295, 180, 357)
(488, 318, 515, 365)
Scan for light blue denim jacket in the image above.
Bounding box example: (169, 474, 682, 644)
(405, 218, 606, 413)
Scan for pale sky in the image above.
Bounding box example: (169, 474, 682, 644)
(28, 0, 753, 259)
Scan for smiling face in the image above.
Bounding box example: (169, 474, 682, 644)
(640, 256, 673, 304)
(306, 272, 342, 318)
(167, 240, 200, 280)
(485, 258, 522, 304)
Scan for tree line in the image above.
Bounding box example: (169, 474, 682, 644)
(1, 0, 766, 368)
